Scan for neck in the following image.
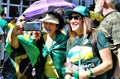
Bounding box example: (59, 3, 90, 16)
(75, 29, 83, 37)
(103, 8, 116, 16)
(47, 33, 56, 40)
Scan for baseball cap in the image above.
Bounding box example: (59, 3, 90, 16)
(65, 5, 90, 17)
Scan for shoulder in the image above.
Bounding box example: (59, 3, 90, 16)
(56, 32, 68, 40)
(96, 30, 107, 40)
(0, 18, 8, 23)
(104, 11, 120, 21)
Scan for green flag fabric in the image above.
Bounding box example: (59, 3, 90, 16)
(5, 35, 40, 66)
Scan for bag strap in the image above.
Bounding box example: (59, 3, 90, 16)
(104, 10, 118, 19)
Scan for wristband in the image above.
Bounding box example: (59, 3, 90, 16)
(89, 69, 93, 76)
(65, 72, 72, 76)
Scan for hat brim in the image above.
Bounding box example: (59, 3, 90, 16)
(65, 10, 81, 16)
(39, 17, 59, 24)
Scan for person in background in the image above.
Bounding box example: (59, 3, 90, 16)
(94, 0, 120, 78)
(39, 11, 68, 79)
(90, 11, 103, 28)
(0, 7, 8, 68)
(115, 1, 120, 12)
(0, 7, 8, 40)
(65, 5, 112, 79)
(2, 16, 44, 79)
(54, 8, 69, 37)
(8, 17, 16, 30)
(0, 27, 4, 67)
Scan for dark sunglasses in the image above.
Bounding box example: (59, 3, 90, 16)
(68, 15, 82, 20)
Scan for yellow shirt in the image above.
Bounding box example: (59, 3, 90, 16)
(45, 55, 59, 78)
(8, 23, 16, 29)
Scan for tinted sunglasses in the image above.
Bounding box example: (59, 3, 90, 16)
(68, 15, 82, 20)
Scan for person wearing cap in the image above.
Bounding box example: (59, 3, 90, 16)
(2, 16, 44, 79)
(64, 5, 112, 79)
(39, 11, 67, 79)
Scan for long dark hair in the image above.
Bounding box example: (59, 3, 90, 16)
(47, 11, 65, 31)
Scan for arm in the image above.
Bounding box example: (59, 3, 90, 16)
(113, 44, 120, 78)
(79, 31, 113, 79)
(10, 27, 19, 48)
(117, 45, 120, 77)
(6, 24, 24, 49)
(0, 35, 4, 43)
(89, 47, 112, 75)
(78, 47, 113, 79)
(65, 58, 72, 79)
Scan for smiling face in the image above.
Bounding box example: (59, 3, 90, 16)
(43, 22, 58, 36)
(69, 13, 83, 32)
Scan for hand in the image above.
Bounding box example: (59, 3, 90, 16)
(79, 68, 88, 79)
(13, 23, 24, 36)
(65, 74, 72, 79)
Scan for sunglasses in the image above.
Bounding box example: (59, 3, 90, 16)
(68, 15, 82, 20)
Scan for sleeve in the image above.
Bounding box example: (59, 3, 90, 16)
(0, 27, 4, 35)
(111, 14, 120, 45)
(96, 31, 110, 51)
(4, 21, 9, 32)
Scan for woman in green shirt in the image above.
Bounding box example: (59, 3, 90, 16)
(64, 5, 113, 79)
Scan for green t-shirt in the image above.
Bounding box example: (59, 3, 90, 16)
(0, 18, 8, 40)
(0, 18, 8, 32)
(67, 31, 110, 79)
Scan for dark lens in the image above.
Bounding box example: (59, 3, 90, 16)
(68, 16, 73, 20)
(68, 16, 82, 20)
(74, 16, 81, 20)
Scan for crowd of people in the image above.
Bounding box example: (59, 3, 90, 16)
(0, 0, 120, 79)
